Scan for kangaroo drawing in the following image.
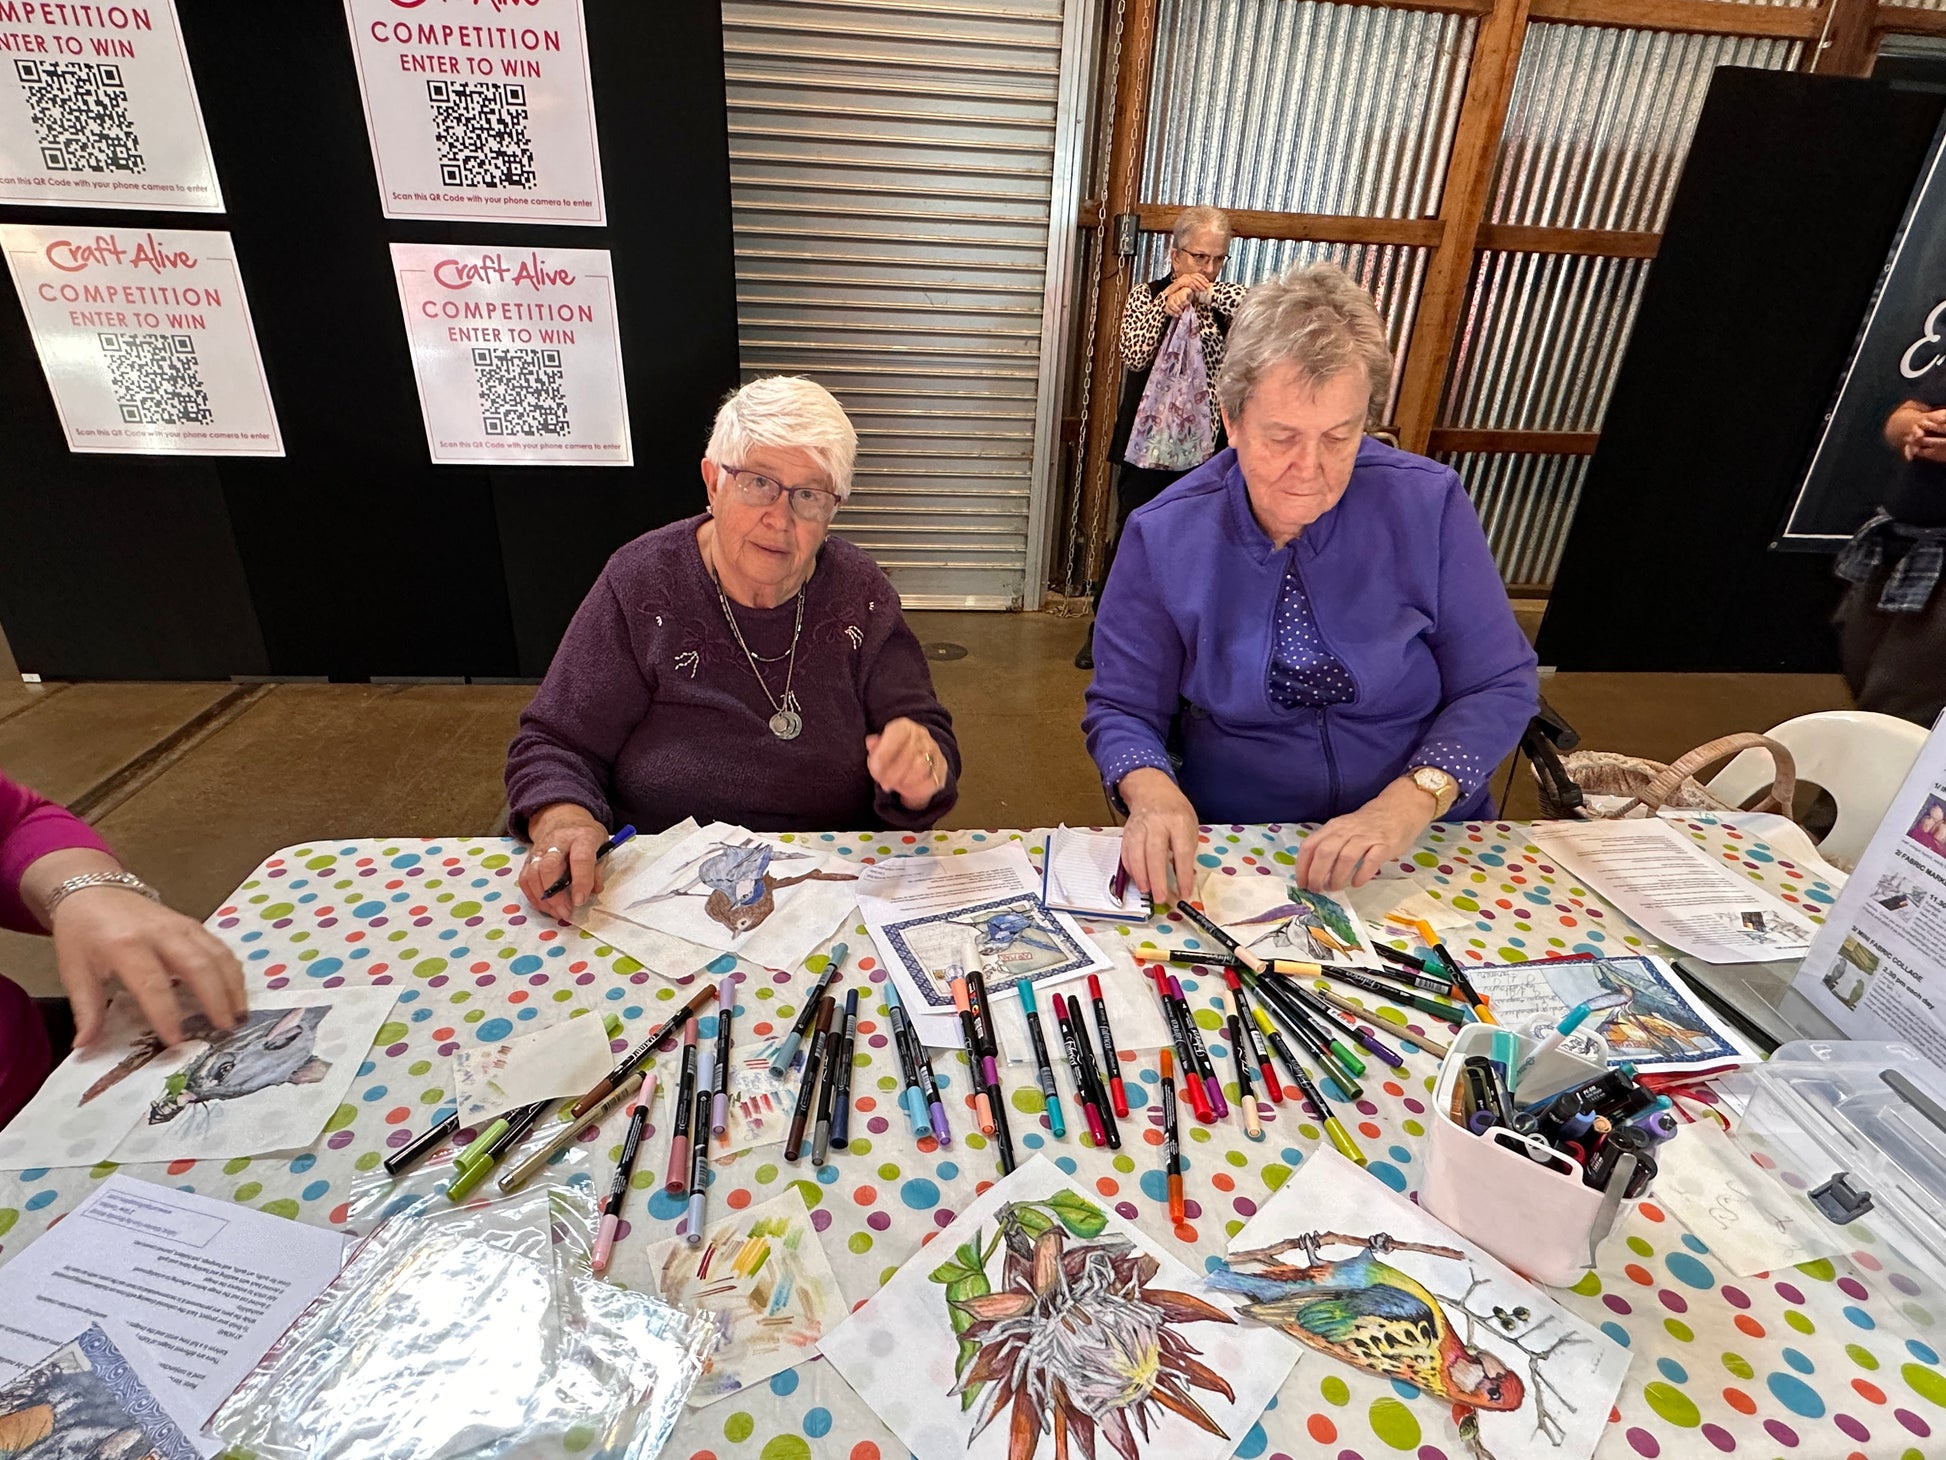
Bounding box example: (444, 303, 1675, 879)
(79, 1005, 332, 1123)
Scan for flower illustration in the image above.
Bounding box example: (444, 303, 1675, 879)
(930, 1193, 1236, 1460)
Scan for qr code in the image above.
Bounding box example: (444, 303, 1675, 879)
(15, 59, 144, 173)
(474, 348, 570, 437)
(427, 79, 536, 189)
(100, 333, 213, 426)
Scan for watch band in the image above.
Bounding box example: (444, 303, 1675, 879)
(43, 871, 162, 922)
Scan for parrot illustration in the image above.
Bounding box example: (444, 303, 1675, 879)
(1210, 1232, 1526, 1455)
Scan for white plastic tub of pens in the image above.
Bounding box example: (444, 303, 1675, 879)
(1422, 1023, 1648, 1287)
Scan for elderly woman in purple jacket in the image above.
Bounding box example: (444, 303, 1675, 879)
(1083, 263, 1537, 897)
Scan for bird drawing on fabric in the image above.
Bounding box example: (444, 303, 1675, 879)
(1227, 887, 1361, 961)
(629, 838, 857, 938)
(1210, 1232, 1544, 1459)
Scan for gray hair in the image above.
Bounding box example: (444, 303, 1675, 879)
(1216, 262, 1392, 424)
(705, 375, 858, 499)
(1171, 206, 1232, 250)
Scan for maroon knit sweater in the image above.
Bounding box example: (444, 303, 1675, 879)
(504, 516, 960, 837)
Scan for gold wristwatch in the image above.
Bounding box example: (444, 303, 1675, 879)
(1409, 766, 1460, 818)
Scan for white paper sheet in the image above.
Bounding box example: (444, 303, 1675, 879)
(1528, 818, 1818, 963)
(0, 987, 398, 1170)
(607, 1187, 845, 1407)
(1653, 1123, 1852, 1277)
(1224, 1150, 1630, 1460)
(451, 1005, 616, 1126)
(1042, 825, 1151, 919)
(0, 1175, 350, 1438)
(819, 1155, 1297, 1460)
(594, 823, 859, 971)
(857, 845, 1111, 1049)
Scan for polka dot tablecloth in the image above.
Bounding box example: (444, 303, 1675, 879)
(2, 818, 1942, 1460)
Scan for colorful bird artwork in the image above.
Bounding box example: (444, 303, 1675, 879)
(1229, 887, 1363, 962)
(629, 838, 857, 938)
(1211, 1231, 1582, 1459)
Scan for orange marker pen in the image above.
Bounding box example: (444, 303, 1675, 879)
(1160, 1048, 1184, 1224)
(950, 976, 996, 1136)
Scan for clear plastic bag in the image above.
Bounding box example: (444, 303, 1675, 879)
(1125, 303, 1215, 470)
(211, 1186, 714, 1460)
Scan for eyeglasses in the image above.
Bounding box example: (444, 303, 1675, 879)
(1175, 247, 1227, 270)
(720, 464, 842, 524)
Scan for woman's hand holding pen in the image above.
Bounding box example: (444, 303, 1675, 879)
(1161, 273, 1213, 316)
(1118, 768, 1199, 905)
(519, 803, 610, 919)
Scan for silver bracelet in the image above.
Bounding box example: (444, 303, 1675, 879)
(43, 871, 162, 922)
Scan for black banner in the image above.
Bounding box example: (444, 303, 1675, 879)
(1783, 120, 1946, 549)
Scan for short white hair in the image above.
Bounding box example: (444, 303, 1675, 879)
(1217, 262, 1391, 424)
(1172, 206, 1232, 250)
(705, 376, 858, 499)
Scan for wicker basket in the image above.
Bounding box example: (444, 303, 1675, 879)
(1535, 733, 1797, 821)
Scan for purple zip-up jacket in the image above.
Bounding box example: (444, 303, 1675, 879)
(1083, 442, 1538, 824)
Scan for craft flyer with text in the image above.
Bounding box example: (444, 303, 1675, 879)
(0, 222, 282, 455)
(390, 241, 630, 465)
(343, 0, 604, 225)
(0, 1, 223, 211)
(1793, 711, 1946, 1067)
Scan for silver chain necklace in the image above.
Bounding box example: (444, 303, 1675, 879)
(709, 547, 806, 740)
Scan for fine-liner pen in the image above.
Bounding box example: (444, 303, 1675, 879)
(386, 1108, 460, 1176)
(1281, 959, 1470, 1023)
(964, 968, 1016, 1174)
(770, 943, 849, 1076)
(1148, 967, 1211, 1121)
(1244, 970, 1365, 1100)
(1248, 969, 1367, 1084)
(783, 996, 835, 1163)
(1223, 970, 1283, 1102)
(1285, 1051, 1369, 1167)
(664, 1021, 699, 1195)
(685, 1050, 713, 1242)
(1222, 992, 1263, 1141)
(1159, 1047, 1184, 1224)
(829, 988, 860, 1152)
(1252, 1005, 1309, 1097)
(500, 1070, 646, 1193)
(1065, 989, 1120, 1150)
(592, 1086, 652, 1275)
(1053, 992, 1108, 1146)
(1015, 981, 1067, 1138)
(540, 823, 637, 900)
(949, 975, 997, 1136)
(882, 981, 938, 1142)
(1167, 974, 1230, 1119)
(1282, 978, 1405, 1071)
(1307, 981, 1453, 1059)
(1088, 974, 1129, 1119)
(710, 975, 735, 1137)
(573, 982, 718, 1118)
(906, 1007, 952, 1148)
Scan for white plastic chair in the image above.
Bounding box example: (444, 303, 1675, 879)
(1706, 710, 1929, 870)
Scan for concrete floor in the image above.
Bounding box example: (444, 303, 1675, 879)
(0, 608, 1852, 999)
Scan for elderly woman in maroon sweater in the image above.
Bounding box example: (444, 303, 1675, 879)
(507, 376, 960, 918)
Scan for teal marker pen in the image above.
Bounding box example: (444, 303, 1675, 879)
(1015, 982, 1067, 1138)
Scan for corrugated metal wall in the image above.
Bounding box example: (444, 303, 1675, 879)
(1123, 5, 1810, 590)
(721, 0, 1074, 608)
(1137, 0, 1476, 419)
(1436, 23, 1803, 587)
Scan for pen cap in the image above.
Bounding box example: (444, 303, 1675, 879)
(902, 1084, 931, 1138)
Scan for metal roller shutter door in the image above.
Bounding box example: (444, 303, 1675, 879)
(722, 0, 1083, 608)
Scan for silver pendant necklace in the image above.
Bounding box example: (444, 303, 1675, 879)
(709, 545, 807, 741)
